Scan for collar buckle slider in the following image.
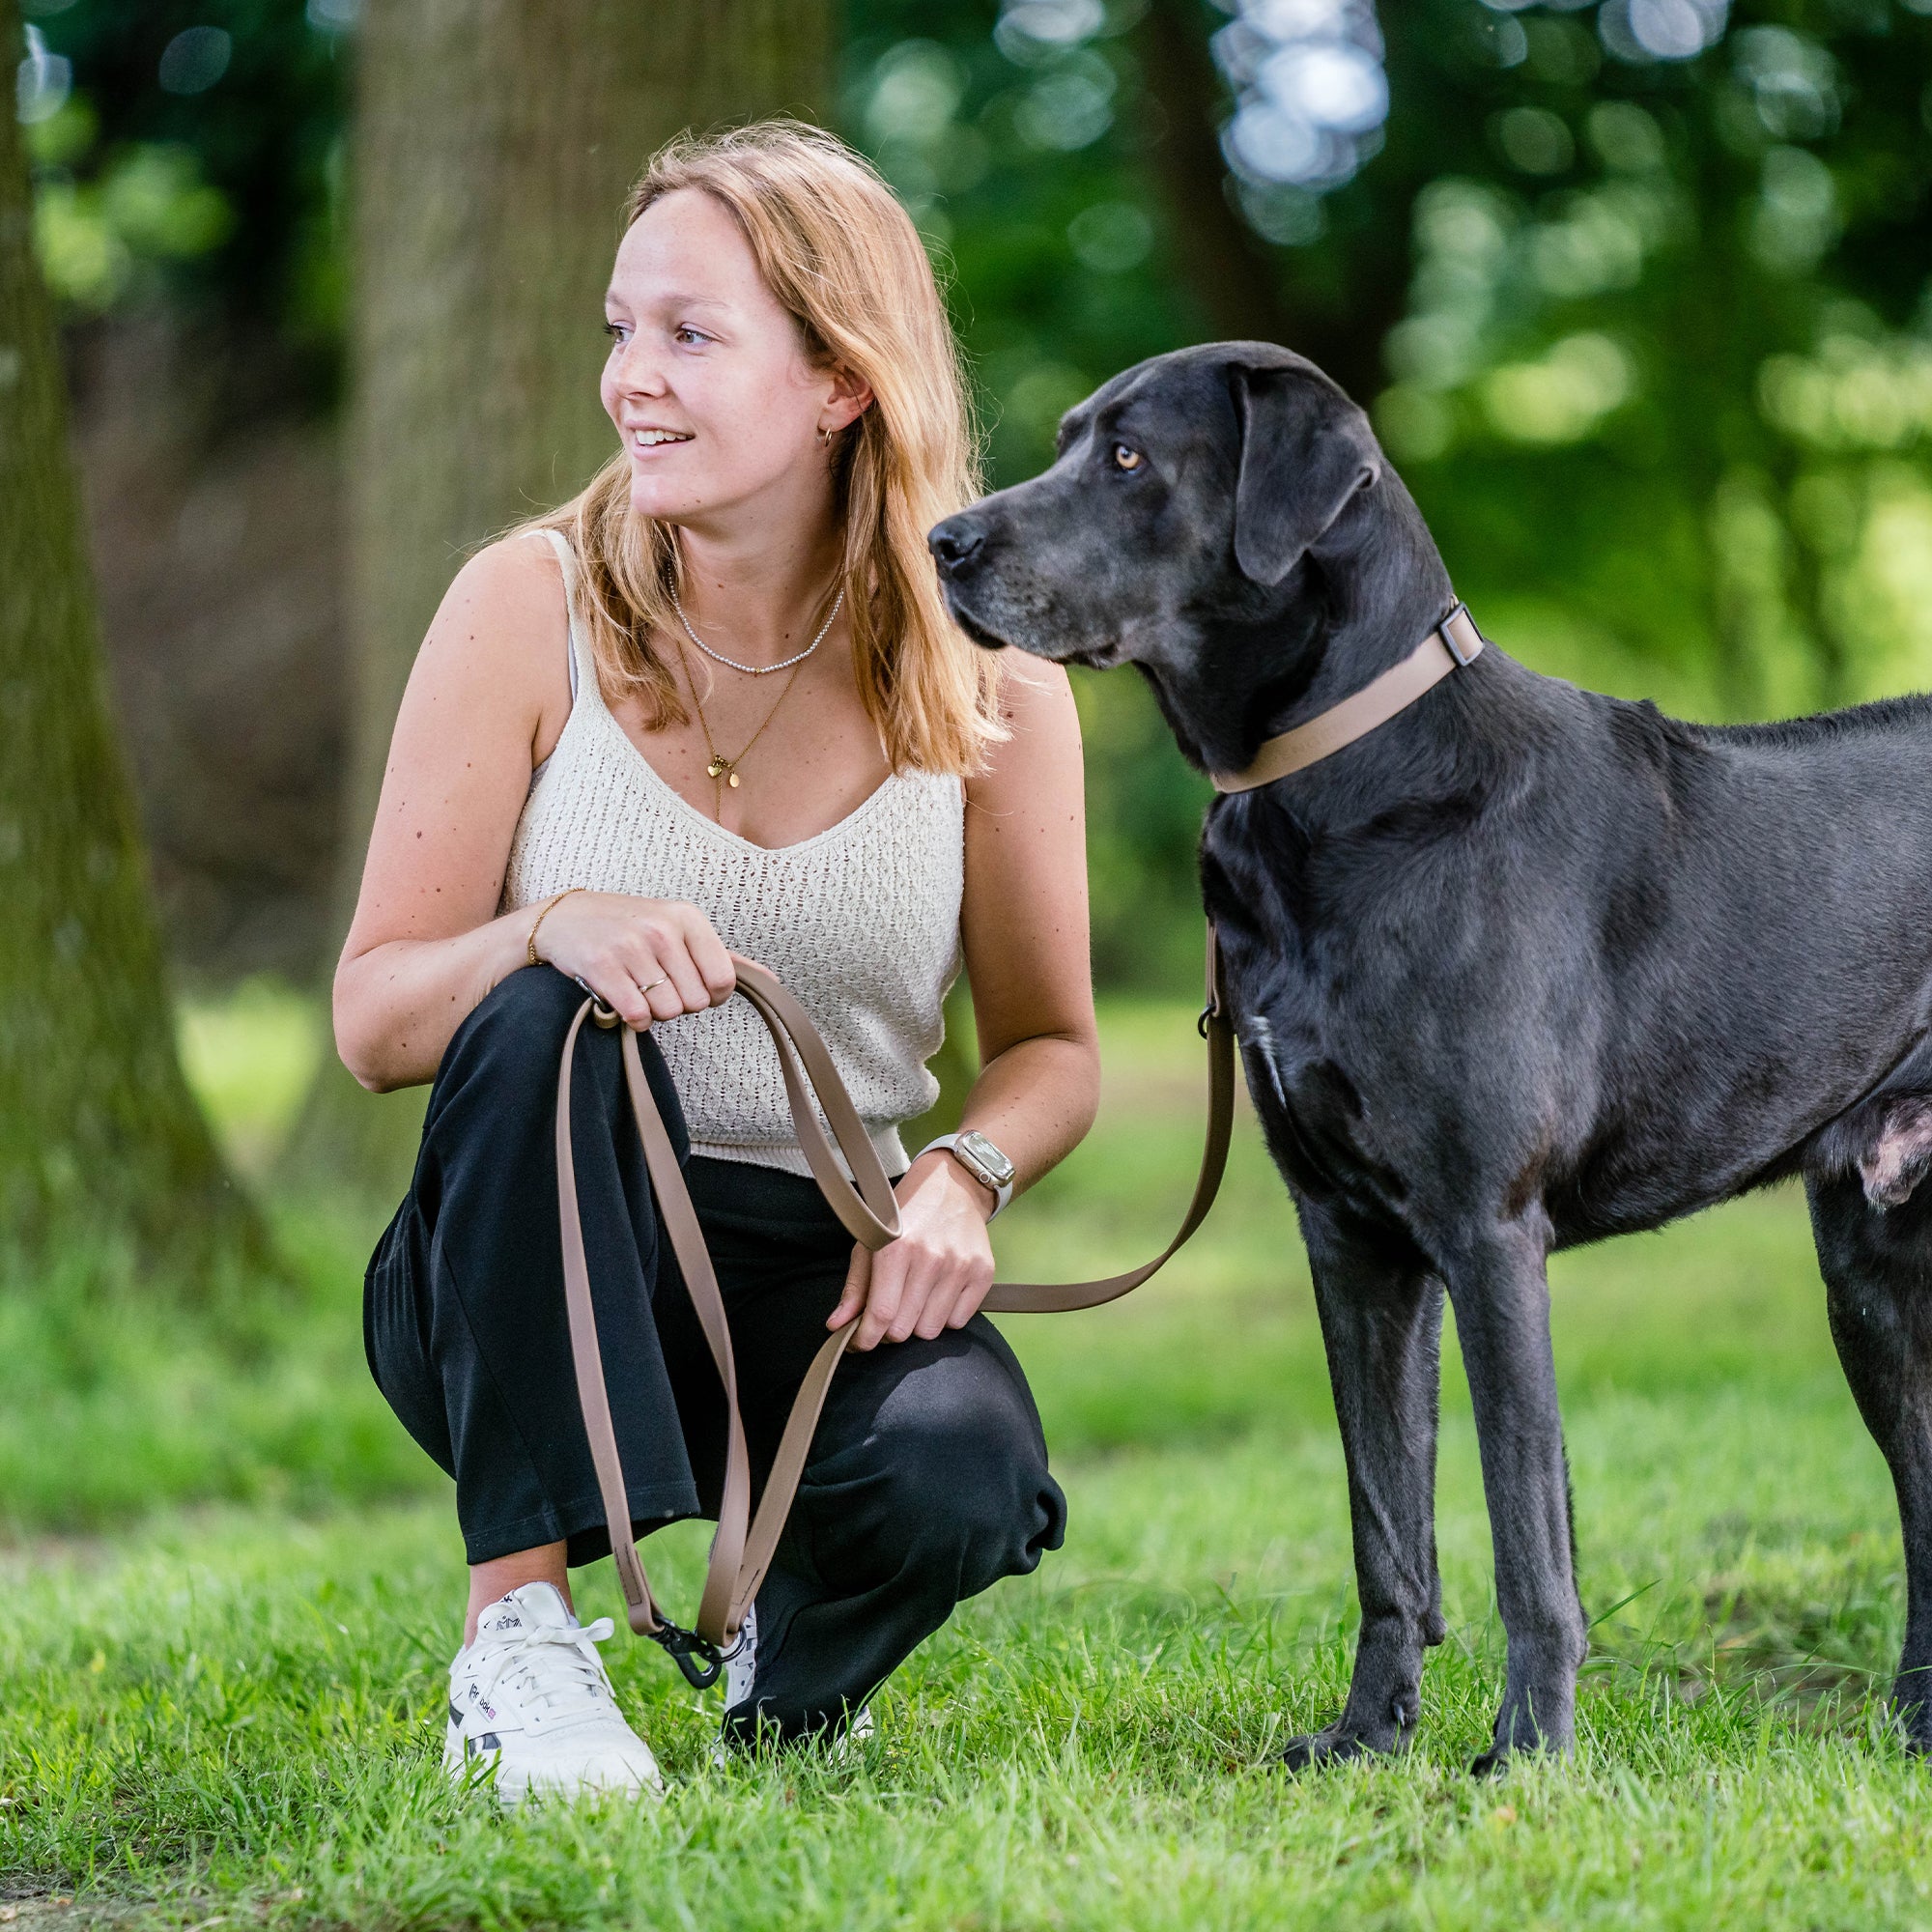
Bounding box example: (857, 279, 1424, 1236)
(1438, 601, 1484, 668)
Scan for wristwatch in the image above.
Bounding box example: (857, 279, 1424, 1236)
(915, 1129, 1016, 1218)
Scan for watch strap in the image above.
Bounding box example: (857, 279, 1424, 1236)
(914, 1132, 1014, 1217)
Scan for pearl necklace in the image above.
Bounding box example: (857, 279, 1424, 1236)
(669, 580, 845, 675)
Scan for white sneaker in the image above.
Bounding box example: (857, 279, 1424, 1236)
(443, 1581, 663, 1804)
(709, 1606, 758, 1769)
(721, 1604, 758, 1715)
(837, 1703, 875, 1756)
(710, 1605, 874, 1762)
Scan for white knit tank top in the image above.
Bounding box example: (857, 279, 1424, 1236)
(499, 528, 965, 1179)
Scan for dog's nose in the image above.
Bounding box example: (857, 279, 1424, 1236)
(927, 517, 986, 576)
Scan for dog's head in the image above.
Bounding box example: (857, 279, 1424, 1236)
(929, 342, 1401, 689)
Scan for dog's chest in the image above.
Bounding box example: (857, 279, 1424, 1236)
(1203, 816, 1466, 1218)
(1226, 958, 1408, 1209)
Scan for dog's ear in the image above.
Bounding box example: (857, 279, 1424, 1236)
(1229, 361, 1381, 586)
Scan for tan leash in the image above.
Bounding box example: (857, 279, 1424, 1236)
(554, 924, 1236, 1687)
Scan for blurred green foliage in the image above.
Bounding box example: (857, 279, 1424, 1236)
(17, 0, 348, 374)
(175, 977, 326, 1180)
(843, 3, 1198, 481)
(16, 0, 1932, 987)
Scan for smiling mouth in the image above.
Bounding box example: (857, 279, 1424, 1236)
(631, 429, 693, 450)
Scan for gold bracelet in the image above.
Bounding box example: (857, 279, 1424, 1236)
(526, 887, 583, 968)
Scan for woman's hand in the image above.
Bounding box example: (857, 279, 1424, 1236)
(830, 1151, 998, 1350)
(532, 891, 738, 1031)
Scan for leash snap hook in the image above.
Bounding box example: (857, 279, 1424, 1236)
(648, 1620, 724, 1690)
(570, 974, 623, 1031)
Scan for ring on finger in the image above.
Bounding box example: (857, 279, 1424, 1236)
(639, 972, 670, 994)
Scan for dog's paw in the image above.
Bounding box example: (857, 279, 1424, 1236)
(1470, 1701, 1574, 1776)
(1280, 1719, 1406, 1774)
(1469, 1736, 1568, 1776)
(1888, 1673, 1932, 1753)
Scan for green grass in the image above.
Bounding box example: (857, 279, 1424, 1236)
(3, 988, 1928, 1927)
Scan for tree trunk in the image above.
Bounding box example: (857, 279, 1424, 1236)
(1137, 0, 1295, 350)
(0, 0, 267, 1277)
(292, 0, 834, 1196)
(1134, 0, 1419, 411)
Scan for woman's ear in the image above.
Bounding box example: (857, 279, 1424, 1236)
(821, 362, 874, 437)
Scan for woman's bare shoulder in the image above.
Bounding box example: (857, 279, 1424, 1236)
(412, 530, 570, 696)
(965, 653, 1082, 808)
(384, 531, 576, 780)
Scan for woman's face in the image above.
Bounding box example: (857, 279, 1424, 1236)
(600, 187, 864, 530)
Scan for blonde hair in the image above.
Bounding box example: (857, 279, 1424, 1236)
(501, 120, 1008, 776)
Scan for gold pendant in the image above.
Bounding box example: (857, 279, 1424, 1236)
(707, 756, 728, 780)
(728, 771, 741, 787)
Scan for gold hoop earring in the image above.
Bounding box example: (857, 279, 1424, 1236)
(818, 424, 833, 447)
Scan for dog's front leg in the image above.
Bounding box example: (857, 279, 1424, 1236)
(1444, 1224, 1587, 1774)
(1284, 1210, 1448, 1771)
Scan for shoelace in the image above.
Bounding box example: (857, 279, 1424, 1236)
(475, 1616, 619, 1722)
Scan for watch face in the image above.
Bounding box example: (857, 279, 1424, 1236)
(957, 1129, 1015, 1184)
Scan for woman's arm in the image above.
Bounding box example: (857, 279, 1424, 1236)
(333, 536, 733, 1091)
(831, 653, 1100, 1348)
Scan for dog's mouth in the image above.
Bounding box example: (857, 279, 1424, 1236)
(942, 583, 1124, 668)
(946, 599, 1015, 655)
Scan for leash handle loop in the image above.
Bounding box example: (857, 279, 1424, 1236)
(554, 926, 1237, 1662)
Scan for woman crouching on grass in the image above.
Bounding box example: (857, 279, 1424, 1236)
(330, 121, 1098, 1803)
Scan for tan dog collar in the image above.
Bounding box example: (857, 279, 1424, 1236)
(1210, 602, 1487, 794)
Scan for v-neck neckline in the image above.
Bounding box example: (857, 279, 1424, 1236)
(593, 705, 906, 858)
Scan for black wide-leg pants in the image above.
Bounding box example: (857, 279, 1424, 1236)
(362, 964, 1066, 1739)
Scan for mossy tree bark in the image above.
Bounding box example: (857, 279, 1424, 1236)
(293, 0, 834, 1197)
(0, 0, 268, 1278)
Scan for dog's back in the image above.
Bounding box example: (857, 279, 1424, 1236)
(1604, 690, 1932, 1220)
(1250, 662, 1932, 1243)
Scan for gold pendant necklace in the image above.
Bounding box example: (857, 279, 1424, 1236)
(675, 635, 807, 793)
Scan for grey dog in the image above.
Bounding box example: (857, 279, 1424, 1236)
(927, 340, 1932, 1774)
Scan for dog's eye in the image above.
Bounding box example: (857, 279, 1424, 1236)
(1112, 443, 1143, 471)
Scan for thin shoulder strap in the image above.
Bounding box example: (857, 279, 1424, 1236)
(541, 526, 583, 707)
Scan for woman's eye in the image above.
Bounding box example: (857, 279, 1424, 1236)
(602, 321, 627, 345)
(1113, 443, 1143, 471)
(673, 326, 708, 347)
